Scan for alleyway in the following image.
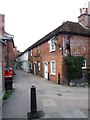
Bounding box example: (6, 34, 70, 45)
(2, 69, 88, 119)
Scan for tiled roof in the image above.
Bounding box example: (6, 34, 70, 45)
(1, 32, 15, 48)
(19, 21, 90, 56)
(2, 32, 14, 40)
(60, 21, 90, 35)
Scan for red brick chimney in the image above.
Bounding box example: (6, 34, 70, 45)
(0, 14, 5, 35)
(78, 8, 90, 28)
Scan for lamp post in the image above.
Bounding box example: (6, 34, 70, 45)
(52, 36, 63, 55)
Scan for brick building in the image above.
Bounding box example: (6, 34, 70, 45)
(0, 14, 15, 70)
(0, 14, 15, 96)
(0, 39, 6, 107)
(17, 8, 90, 84)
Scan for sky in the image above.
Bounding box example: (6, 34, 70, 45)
(0, 0, 90, 52)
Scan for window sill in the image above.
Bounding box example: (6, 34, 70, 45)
(49, 50, 55, 53)
(82, 67, 87, 70)
(50, 73, 56, 76)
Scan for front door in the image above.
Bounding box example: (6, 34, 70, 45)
(34, 62, 37, 74)
(44, 63, 48, 79)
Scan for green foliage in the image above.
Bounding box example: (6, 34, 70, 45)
(3, 90, 14, 100)
(65, 56, 84, 80)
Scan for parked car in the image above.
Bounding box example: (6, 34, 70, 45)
(4, 68, 13, 80)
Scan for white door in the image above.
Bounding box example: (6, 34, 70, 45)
(34, 63, 36, 74)
(44, 63, 48, 79)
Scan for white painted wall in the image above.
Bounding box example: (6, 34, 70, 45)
(20, 51, 29, 72)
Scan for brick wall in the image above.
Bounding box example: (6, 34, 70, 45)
(63, 35, 90, 81)
(28, 35, 64, 83)
(0, 14, 4, 35)
(7, 40, 14, 69)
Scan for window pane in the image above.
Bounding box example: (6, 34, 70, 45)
(50, 61, 56, 74)
(50, 39, 55, 51)
(38, 62, 40, 71)
(51, 44, 55, 50)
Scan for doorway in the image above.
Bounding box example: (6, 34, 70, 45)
(44, 62, 48, 79)
(34, 62, 37, 75)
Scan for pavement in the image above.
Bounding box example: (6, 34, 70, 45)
(2, 69, 89, 119)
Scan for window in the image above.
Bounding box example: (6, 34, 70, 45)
(82, 59, 87, 69)
(30, 50, 32, 56)
(50, 39, 55, 52)
(37, 46, 40, 55)
(50, 60, 56, 75)
(38, 62, 40, 71)
(31, 62, 32, 69)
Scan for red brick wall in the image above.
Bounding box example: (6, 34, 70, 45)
(2, 44, 7, 68)
(63, 35, 90, 81)
(7, 40, 14, 69)
(0, 14, 5, 35)
(28, 35, 64, 83)
(63, 35, 88, 58)
(78, 14, 90, 28)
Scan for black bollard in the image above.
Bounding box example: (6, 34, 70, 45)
(48, 72, 49, 80)
(27, 86, 45, 119)
(58, 73, 60, 85)
(31, 86, 37, 114)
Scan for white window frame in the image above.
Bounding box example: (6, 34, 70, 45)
(50, 60, 56, 75)
(31, 62, 32, 69)
(50, 38, 55, 52)
(38, 62, 40, 71)
(37, 46, 40, 55)
(82, 59, 87, 69)
(30, 50, 32, 56)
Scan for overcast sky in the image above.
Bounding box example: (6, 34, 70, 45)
(0, 0, 89, 52)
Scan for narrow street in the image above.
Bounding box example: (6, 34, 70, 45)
(2, 69, 88, 119)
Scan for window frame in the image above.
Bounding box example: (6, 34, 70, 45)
(30, 50, 32, 56)
(82, 59, 87, 69)
(49, 38, 55, 52)
(38, 62, 40, 71)
(50, 60, 56, 75)
(37, 46, 40, 55)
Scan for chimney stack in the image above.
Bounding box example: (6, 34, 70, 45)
(0, 14, 5, 36)
(78, 7, 90, 28)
